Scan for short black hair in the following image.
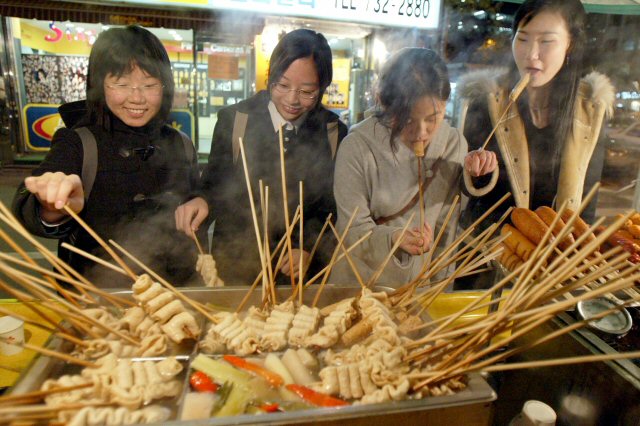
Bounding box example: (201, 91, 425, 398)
(85, 25, 174, 129)
(267, 29, 333, 103)
(375, 48, 450, 150)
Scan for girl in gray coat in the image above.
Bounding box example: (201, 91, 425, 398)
(330, 48, 497, 287)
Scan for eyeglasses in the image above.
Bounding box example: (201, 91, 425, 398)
(106, 83, 164, 97)
(271, 82, 319, 100)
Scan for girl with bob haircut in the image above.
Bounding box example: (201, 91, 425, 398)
(13, 25, 200, 286)
(176, 28, 348, 284)
(458, 0, 615, 227)
(330, 48, 496, 286)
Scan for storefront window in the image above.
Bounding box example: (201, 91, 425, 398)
(12, 18, 195, 152)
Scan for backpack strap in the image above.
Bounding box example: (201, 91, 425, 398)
(231, 111, 249, 164)
(176, 129, 195, 163)
(327, 121, 339, 160)
(74, 127, 97, 201)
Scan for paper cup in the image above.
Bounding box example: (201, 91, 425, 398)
(0, 315, 25, 356)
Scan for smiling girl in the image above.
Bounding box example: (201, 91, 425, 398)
(13, 26, 199, 286)
(459, 0, 615, 227)
(176, 29, 348, 285)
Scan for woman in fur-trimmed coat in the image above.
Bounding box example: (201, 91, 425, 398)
(458, 0, 615, 228)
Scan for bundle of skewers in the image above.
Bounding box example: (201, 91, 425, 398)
(0, 122, 639, 424)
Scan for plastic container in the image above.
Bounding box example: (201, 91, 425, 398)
(509, 400, 557, 426)
(0, 315, 24, 356)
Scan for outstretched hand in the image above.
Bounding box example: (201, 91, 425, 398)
(24, 172, 84, 223)
(175, 196, 209, 236)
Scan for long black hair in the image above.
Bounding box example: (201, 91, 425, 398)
(510, 0, 586, 161)
(267, 29, 333, 106)
(84, 25, 175, 129)
(374, 48, 451, 151)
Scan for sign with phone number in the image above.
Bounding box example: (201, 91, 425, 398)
(106, 0, 441, 29)
(212, 0, 441, 29)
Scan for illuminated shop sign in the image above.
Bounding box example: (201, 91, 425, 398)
(44, 22, 97, 45)
(22, 104, 195, 151)
(618, 91, 640, 100)
(99, 0, 442, 29)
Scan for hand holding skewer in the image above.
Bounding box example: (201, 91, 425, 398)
(464, 73, 530, 196)
(393, 222, 433, 256)
(23, 172, 84, 223)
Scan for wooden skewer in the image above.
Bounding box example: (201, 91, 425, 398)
(298, 181, 304, 306)
(0, 264, 139, 344)
(0, 207, 102, 307)
(191, 227, 204, 255)
(0, 226, 85, 308)
(366, 213, 415, 288)
(479, 73, 530, 151)
(304, 230, 373, 287)
(258, 181, 269, 304)
(471, 291, 640, 373)
(479, 351, 640, 373)
(237, 137, 270, 300)
(414, 265, 640, 387)
(0, 383, 93, 405)
(0, 278, 66, 333)
(0, 401, 112, 416)
(0, 337, 97, 368)
(302, 213, 332, 279)
(38, 246, 134, 307)
(328, 222, 365, 289)
(277, 125, 297, 289)
(0, 263, 89, 304)
(312, 207, 361, 307)
(37, 243, 124, 276)
(62, 204, 137, 280)
(262, 183, 277, 306)
(110, 239, 220, 325)
(236, 207, 301, 313)
(235, 214, 298, 313)
(417, 154, 425, 257)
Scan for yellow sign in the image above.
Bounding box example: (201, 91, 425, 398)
(323, 58, 351, 109)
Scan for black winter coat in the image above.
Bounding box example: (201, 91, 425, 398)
(197, 91, 348, 284)
(12, 101, 200, 287)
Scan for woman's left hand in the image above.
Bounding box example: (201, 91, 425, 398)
(280, 249, 310, 278)
(464, 149, 498, 177)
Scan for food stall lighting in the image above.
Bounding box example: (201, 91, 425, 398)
(496, 14, 505, 21)
(561, 395, 596, 421)
(373, 39, 388, 64)
(473, 11, 486, 19)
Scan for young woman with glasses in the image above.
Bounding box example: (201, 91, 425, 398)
(13, 25, 200, 287)
(176, 29, 348, 285)
(329, 48, 496, 287)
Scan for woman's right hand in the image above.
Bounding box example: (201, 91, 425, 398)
(393, 222, 433, 256)
(24, 172, 84, 223)
(175, 197, 209, 236)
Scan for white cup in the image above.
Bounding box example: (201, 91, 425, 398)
(0, 315, 25, 356)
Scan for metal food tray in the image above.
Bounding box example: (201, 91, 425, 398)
(10, 285, 496, 426)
